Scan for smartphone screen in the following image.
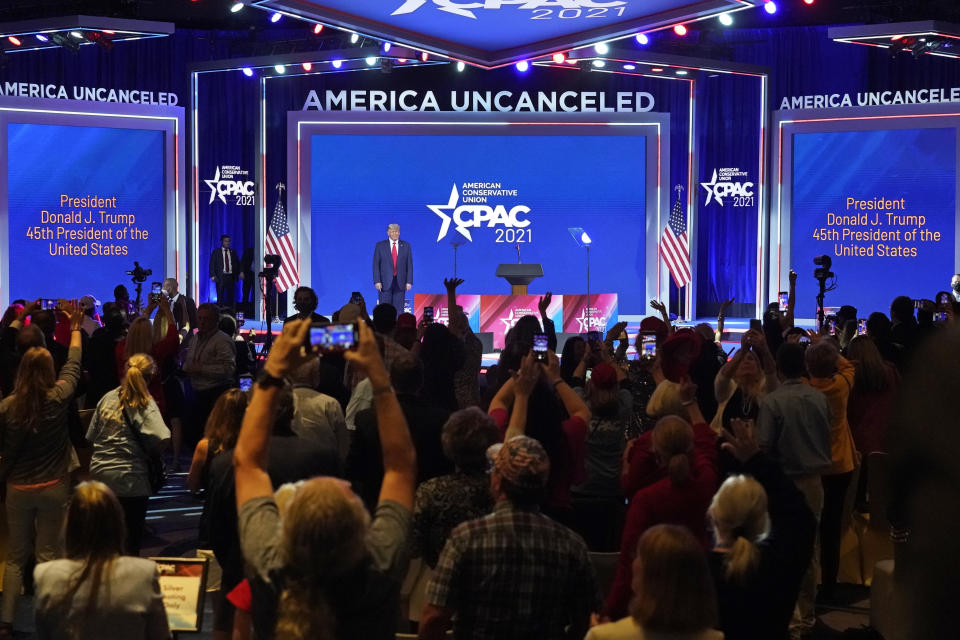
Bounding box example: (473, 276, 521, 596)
(938, 293, 950, 306)
(238, 376, 253, 393)
(858, 319, 867, 335)
(778, 291, 788, 312)
(935, 312, 948, 323)
(236, 311, 245, 326)
(42, 298, 58, 310)
(150, 281, 162, 303)
(424, 306, 434, 323)
(640, 332, 657, 359)
(749, 318, 762, 332)
(309, 323, 358, 351)
(533, 333, 549, 362)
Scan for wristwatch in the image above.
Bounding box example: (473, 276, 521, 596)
(255, 370, 285, 389)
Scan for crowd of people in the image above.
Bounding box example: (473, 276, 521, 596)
(0, 269, 956, 640)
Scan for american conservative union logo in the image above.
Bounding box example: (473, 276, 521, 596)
(700, 168, 755, 207)
(392, 0, 628, 19)
(429, 182, 532, 242)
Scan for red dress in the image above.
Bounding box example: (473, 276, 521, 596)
(115, 321, 179, 416)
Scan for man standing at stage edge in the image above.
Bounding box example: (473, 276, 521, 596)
(374, 223, 413, 313)
(209, 234, 242, 311)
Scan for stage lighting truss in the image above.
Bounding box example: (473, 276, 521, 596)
(0, 16, 173, 54)
(829, 21, 960, 61)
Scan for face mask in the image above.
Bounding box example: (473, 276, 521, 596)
(953, 283, 960, 293)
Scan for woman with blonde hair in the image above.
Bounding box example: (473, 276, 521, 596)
(0, 302, 85, 638)
(707, 420, 816, 640)
(711, 329, 777, 435)
(587, 525, 721, 640)
(87, 354, 171, 555)
(33, 481, 170, 640)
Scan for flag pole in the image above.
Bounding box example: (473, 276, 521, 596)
(273, 182, 285, 325)
(674, 184, 685, 321)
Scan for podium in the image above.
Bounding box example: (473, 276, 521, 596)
(496, 264, 543, 296)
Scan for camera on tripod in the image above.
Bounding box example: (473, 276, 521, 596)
(813, 254, 834, 281)
(259, 254, 281, 280)
(126, 261, 153, 283)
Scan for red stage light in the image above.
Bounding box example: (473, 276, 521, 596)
(421, 51, 429, 61)
(651, 67, 664, 72)
(8, 36, 21, 46)
(102, 30, 115, 34)
(313, 23, 323, 34)
(302, 62, 312, 71)
(552, 52, 566, 64)
(891, 35, 903, 41)
(673, 24, 688, 36)
(803, 0, 814, 4)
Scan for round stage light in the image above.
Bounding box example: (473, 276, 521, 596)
(241, 67, 254, 77)
(592, 60, 606, 68)
(623, 64, 636, 70)
(718, 12, 733, 26)
(635, 33, 649, 45)
(673, 24, 688, 36)
(230, 2, 244, 13)
(8, 36, 21, 46)
(593, 42, 609, 55)
(651, 67, 664, 72)
(274, 64, 286, 74)
(383, 42, 392, 53)
(803, 0, 814, 4)
(398, 58, 408, 63)
(516, 60, 530, 72)
(365, 56, 377, 66)
(350, 33, 360, 44)
(35, 34, 49, 42)
(764, 1, 777, 14)
(456, 61, 465, 72)
(270, 12, 282, 23)
(676, 69, 688, 75)
(331, 59, 343, 68)
(70, 31, 83, 39)
(420, 51, 429, 62)
(313, 23, 323, 34)
(302, 62, 312, 71)
(553, 52, 566, 64)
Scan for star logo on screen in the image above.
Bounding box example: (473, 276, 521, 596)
(429, 184, 473, 242)
(500, 309, 521, 331)
(575, 309, 607, 332)
(701, 170, 722, 206)
(205, 167, 227, 205)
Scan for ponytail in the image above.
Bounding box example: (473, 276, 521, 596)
(667, 453, 691, 486)
(709, 474, 770, 584)
(724, 533, 762, 583)
(119, 354, 156, 411)
(275, 581, 335, 640)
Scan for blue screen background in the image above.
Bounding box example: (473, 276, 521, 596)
(791, 127, 956, 318)
(309, 133, 647, 315)
(7, 123, 165, 305)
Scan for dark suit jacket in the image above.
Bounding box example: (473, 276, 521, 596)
(171, 294, 198, 333)
(373, 239, 413, 288)
(209, 247, 241, 282)
(283, 312, 329, 325)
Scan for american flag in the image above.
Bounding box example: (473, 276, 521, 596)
(265, 189, 299, 292)
(660, 186, 691, 288)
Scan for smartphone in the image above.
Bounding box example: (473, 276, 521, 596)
(533, 333, 549, 362)
(309, 322, 358, 352)
(149, 281, 162, 303)
(41, 298, 59, 310)
(424, 306, 434, 323)
(350, 291, 363, 305)
(749, 318, 762, 332)
(238, 376, 253, 393)
(938, 292, 950, 306)
(829, 318, 837, 334)
(935, 312, 948, 323)
(236, 311, 245, 327)
(639, 332, 657, 359)
(798, 335, 811, 345)
(858, 318, 867, 335)
(778, 291, 788, 312)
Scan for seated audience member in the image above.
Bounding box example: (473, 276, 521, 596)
(412, 407, 499, 568)
(87, 354, 171, 555)
(78, 295, 102, 337)
(605, 388, 719, 620)
(234, 319, 417, 640)
(571, 362, 633, 550)
(708, 420, 815, 640)
(487, 350, 591, 520)
(350, 352, 451, 510)
(803, 338, 856, 603)
(284, 286, 329, 325)
(33, 481, 170, 640)
(289, 358, 348, 461)
(755, 342, 831, 638)
(711, 329, 776, 435)
(182, 302, 237, 440)
(419, 435, 598, 640)
(846, 335, 899, 511)
(587, 525, 721, 640)
(84, 307, 127, 409)
(163, 277, 198, 339)
(0, 303, 85, 636)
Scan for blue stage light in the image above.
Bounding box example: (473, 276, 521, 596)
(456, 61, 465, 72)
(270, 12, 282, 23)
(35, 34, 49, 42)
(764, 1, 777, 14)
(635, 33, 649, 45)
(274, 64, 285, 74)
(332, 59, 343, 68)
(230, 3, 244, 13)
(594, 42, 609, 55)
(623, 64, 636, 70)
(382, 42, 392, 53)
(365, 56, 377, 66)
(719, 12, 733, 26)
(516, 60, 529, 72)
(592, 60, 606, 68)
(241, 67, 254, 77)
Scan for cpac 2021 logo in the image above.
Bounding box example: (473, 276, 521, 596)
(700, 168, 755, 207)
(429, 184, 531, 242)
(392, 0, 627, 19)
(204, 166, 255, 206)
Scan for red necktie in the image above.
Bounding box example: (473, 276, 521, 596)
(392, 242, 398, 276)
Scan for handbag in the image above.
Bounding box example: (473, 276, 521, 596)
(121, 407, 167, 494)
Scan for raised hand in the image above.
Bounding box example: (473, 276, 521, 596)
(719, 297, 735, 314)
(541, 351, 562, 384)
(263, 318, 315, 379)
(344, 320, 387, 379)
(60, 300, 85, 332)
(538, 292, 553, 316)
(722, 418, 760, 462)
(443, 277, 464, 292)
(605, 321, 628, 343)
(789, 269, 798, 285)
(513, 351, 541, 398)
(650, 299, 667, 314)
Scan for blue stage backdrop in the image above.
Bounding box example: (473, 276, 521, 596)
(790, 127, 957, 318)
(7, 123, 166, 304)
(308, 132, 647, 315)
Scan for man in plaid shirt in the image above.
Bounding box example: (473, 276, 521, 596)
(419, 435, 598, 640)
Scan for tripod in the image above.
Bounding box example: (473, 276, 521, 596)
(815, 277, 828, 332)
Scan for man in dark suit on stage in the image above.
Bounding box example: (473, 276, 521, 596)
(373, 223, 413, 313)
(209, 234, 242, 311)
(163, 277, 198, 339)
